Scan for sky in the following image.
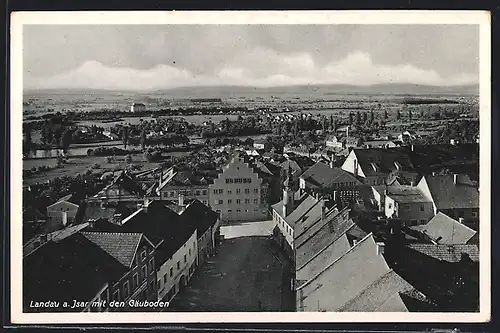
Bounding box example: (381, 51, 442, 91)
(23, 24, 480, 90)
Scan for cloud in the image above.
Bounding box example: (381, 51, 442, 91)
(24, 51, 478, 91)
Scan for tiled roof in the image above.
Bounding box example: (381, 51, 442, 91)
(416, 212, 477, 244)
(352, 148, 416, 177)
(297, 234, 392, 312)
(423, 174, 479, 210)
(278, 194, 319, 229)
(407, 243, 479, 262)
(386, 186, 431, 204)
(300, 162, 361, 188)
(81, 231, 143, 268)
(296, 215, 355, 270)
(82, 202, 136, 223)
(338, 270, 418, 312)
(295, 207, 350, 248)
(120, 201, 196, 264)
(23, 232, 126, 307)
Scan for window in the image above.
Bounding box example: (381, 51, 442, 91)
(410, 219, 417, 226)
(184, 254, 187, 263)
(186, 190, 192, 196)
(388, 203, 392, 209)
(195, 190, 201, 195)
(236, 189, 241, 194)
(227, 189, 232, 194)
(148, 258, 154, 274)
(163, 273, 167, 283)
(177, 261, 180, 270)
(202, 190, 207, 195)
(226, 178, 233, 184)
(170, 267, 173, 277)
(113, 290, 120, 301)
(141, 250, 146, 261)
(420, 219, 426, 224)
(254, 188, 259, 194)
(213, 189, 217, 195)
(228, 209, 232, 214)
(245, 198, 250, 204)
(218, 200, 223, 205)
(228, 199, 232, 204)
(254, 199, 258, 204)
(472, 211, 478, 218)
(133, 273, 139, 289)
(203, 200, 208, 205)
(245, 189, 250, 194)
(141, 265, 147, 281)
(189, 249, 191, 256)
(123, 281, 130, 299)
(236, 209, 241, 213)
(420, 205, 425, 212)
(236, 199, 241, 204)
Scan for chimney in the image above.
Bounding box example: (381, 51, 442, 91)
(178, 193, 185, 207)
(62, 211, 68, 226)
(329, 155, 334, 169)
(458, 217, 465, 224)
(346, 125, 349, 138)
(376, 242, 385, 256)
(411, 144, 414, 152)
(88, 218, 96, 229)
(353, 159, 358, 177)
(333, 190, 338, 203)
(453, 174, 458, 185)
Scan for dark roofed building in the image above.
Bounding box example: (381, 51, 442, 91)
(89, 171, 146, 204)
(417, 174, 479, 230)
(180, 199, 221, 266)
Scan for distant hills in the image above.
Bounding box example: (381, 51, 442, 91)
(24, 83, 479, 97)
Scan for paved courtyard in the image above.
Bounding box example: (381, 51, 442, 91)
(168, 221, 294, 312)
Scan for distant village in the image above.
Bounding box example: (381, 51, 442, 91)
(22, 100, 480, 313)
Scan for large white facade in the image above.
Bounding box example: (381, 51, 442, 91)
(209, 154, 269, 222)
(156, 230, 198, 302)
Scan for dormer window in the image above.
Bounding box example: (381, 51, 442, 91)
(370, 163, 378, 172)
(394, 162, 402, 170)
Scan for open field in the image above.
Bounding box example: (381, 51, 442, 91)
(22, 154, 163, 185)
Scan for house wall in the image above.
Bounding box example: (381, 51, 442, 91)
(156, 231, 198, 302)
(385, 197, 434, 226)
(209, 156, 269, 222)
(108, 240, 157, 311)
(46, 201, 79, 229)
(273, 209, 294, 250)
(197, 228, 212, 266)
(159, 186, 210, 206)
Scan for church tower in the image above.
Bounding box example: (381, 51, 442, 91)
(283, 165, 296, 217)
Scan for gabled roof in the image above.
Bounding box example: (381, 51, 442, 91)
(296, 214, 356, 269)
(352, 148, 416, 177)
(295, 207, 350, 247)
(297, 234, 392, 312)
(82, 202, 136, 224)
(108, 171, 145, 197)
(271, 192, 318, 228)
(81, 231, 144, 268)
(120, 201, 196, 264)
(23, 232, 126, 306)
(415, 212, 477, 244)
(422, 174, 479, 210)
(300, 162, 361, 188)
(180, 199, 219, 236)
(407, 243, 479, 262)
(386, 186, 431, 204)
(338, 270, 414, 312)
(47, 194, 80, 209)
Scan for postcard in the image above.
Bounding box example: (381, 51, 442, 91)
(10, 10, 491, 324)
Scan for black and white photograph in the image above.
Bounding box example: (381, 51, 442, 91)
(10, 11, 491, 323)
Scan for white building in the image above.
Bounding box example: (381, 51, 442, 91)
(209, 151, 269, 222)
(131, 103, 146, 113)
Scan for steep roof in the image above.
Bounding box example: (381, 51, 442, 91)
(407, 243, 479, 263)
(296, 215, 356, 269)
(81, 232, 143, 268)
(423, 174, 479, 210)
(180, 199, 219, 236)
(295, 207, 350, 247)
(415, 212, 477, 244)
(272, 193, 319, 229)
(82, 202, 136, 223)
(297, 234, 392, 312)
(386, 186, 431, 204)
(352, 148, 416, 177)
(337, 270, 425, 312)
(300, 162, 361, 188)
(120, 201, 196, 264)
(23, 232, 126, 307)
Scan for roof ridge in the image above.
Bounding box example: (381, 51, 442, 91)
(297, 232, 375, 291)
(297, 220, 355, 270)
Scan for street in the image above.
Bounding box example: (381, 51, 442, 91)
(168, 220, 294, 312)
